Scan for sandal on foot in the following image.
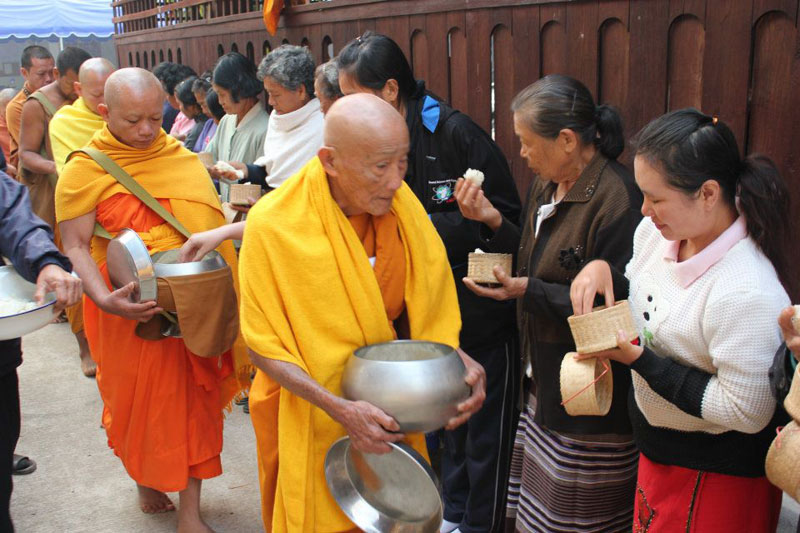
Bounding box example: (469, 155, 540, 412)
(235, 395, 249, 406)
(12, 454, 36, 475)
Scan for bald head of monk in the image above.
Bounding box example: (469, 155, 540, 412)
(75, 58, 115, 114)
(319, 93, 409, 217)
(98, 68, 165, 150)
(0, 88, 15, 120)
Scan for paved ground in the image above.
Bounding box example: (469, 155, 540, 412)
(7, 322, 800, 532)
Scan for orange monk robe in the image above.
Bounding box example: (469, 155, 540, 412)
(0, 115, 10, 163)
(55, 125, 247, 492)
(5, 85, 30, 170)
(262, 0, 284, 35)
(239, 157, 462, 531)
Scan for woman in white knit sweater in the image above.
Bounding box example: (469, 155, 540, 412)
(570, 109, 790, 532)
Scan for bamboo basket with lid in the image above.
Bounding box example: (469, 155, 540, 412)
(567, 300, 638, 354)
(229, 183, 262, 206)
(467, 252, 512, 285)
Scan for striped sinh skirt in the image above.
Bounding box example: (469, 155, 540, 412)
(507, 400, 638, 532)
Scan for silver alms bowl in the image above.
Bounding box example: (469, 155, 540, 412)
(0, 266, 57, 340)
(341, 340, 470, 433)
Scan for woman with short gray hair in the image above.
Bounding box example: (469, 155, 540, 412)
(314, 61, 343, 115)
(220, 44, 324, 191)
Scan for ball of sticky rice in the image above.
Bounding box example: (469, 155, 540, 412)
(214, 160, 245, 180)
(464, 168, 485, 187)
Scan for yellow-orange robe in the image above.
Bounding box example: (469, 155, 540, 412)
(55, 125, 245, 492)
(49, 97, 105, 334)
(239, 157, 462, 531)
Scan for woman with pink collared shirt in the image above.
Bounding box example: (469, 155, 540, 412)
(570, 108, 791, 532)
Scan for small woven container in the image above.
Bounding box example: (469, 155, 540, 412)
(785, 366, 800, 421)
(765, 420, 800, 503)
(560, 353, 613, 416)
(467, 253, 512, 284)
(567, 300, 638, 354)
(197, 152, 213, 167)
(229, 183, 262, 206)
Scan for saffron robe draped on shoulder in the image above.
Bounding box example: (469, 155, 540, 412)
(49, 97, 105, 175)
(239, 156, 462, 532)
(55, 126, 247, 492)
(49, 96, 105, 334)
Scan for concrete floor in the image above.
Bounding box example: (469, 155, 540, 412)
(10, 322, 264, 533)
(7, 322, 800, 532)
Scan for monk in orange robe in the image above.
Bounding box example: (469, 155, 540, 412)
(56, 68, 244, 533)
(239, 94, 487, 531)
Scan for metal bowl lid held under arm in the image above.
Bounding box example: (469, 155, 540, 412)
(106, 228, 157, 302)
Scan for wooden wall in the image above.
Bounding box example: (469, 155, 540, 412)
(114, 0, 800, 293)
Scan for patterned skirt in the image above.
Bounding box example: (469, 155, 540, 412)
(507, 399, 638, 532)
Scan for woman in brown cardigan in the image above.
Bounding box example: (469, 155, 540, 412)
(455, 75, 642, 532)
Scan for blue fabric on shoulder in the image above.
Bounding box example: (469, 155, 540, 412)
(421, 96, 440, 133)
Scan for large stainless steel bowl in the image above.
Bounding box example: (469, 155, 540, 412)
(341, 340, 470, 433)
(0, 266, 56, 340)
(151, 249, 228, 277)
(324, 437, 442, 532)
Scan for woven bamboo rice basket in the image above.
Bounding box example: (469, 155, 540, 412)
(197, 152, 213, 167)
(765, 420, 800, 503)
(229, 183, 262, 206)
(785, 366, 800, 421)
(467, 253, 512, 284)
(567, 300, 638, 354)
(560, 353, 613, 416)
(792, 305, 800, 334)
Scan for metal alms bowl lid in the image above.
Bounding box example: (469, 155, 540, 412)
(106, 228, 157, 303)
(324, 437, 442, 532)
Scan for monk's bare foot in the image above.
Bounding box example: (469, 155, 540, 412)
(137, 484, 175, 514)
(177, 514, 214, 533)
(80, 352, 96, 377)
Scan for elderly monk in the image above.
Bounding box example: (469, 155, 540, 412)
(239, 93, 487, 532)
(56, 68, 244, 533)
(0, 88, 16, 172)
(18, 46, 91, 228)
(47, 58, 116, 377)
(50, 58, 116, 174)
(6, 45, 54, 171)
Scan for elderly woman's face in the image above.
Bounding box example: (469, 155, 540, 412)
(314, 77, 337, 115)
(513, 113, 572, 183)
(634, 155, 707, 242)
(212, 83, 251, 117)
(263, 77, 308, 115)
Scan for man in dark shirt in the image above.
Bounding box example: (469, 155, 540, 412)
(0, 170, 81, 533)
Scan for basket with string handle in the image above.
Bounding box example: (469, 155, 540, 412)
(785, 365, 800, 421)
(467, 253, 512, 285)
(567, 300, 638, 354)
(560, 354, 613, 416)
(765, 420, 800, 503)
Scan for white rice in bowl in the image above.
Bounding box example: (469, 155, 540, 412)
(0, 297, 38, 317)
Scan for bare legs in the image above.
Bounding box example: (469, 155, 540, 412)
(178, 478, 213, 533)
(74, 330, 96, 377)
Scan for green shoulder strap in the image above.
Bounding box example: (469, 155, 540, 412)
(28, 91, 57, 118)
(77, 147, 192, 240)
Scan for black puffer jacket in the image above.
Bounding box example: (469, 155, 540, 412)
(404, 82, 522, 351)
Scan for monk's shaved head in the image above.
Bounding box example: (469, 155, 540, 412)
(320, 93, 409, 216)
(324, 93, 407, 152)
(104, 67, 164, 111)
(79, 57, 115, 85)
(76, 58, 116, 114)
(98, 68, 165, 149)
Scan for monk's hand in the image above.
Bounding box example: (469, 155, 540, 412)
(336, 399, 404, 454)
(573, 330, 643, 366)
(570, 260, 615, 316)
(454, 178, 502, 231)
(462, 266, 527, 301)
(100, 282, 162, 322)
(779, 307, 800, 355)
(446, 348, 487, 430)
(35, 264, 82, 314)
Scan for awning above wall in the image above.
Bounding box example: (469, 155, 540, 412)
(0, 0, 114, 39)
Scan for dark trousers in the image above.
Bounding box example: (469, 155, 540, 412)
(442, 338, 520, 533)
(0, 369, 20, 533)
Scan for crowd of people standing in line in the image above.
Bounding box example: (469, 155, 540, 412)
(0, 29, 798, 533)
